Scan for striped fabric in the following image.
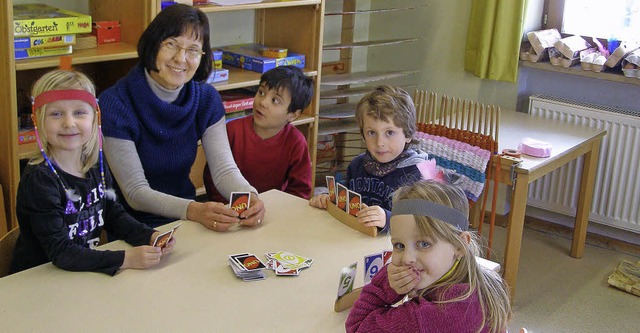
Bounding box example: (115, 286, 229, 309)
(415, 131, 491, 202)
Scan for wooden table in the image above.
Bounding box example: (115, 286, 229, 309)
(0, 190, 389, 332)
(497, 111, 605, 297)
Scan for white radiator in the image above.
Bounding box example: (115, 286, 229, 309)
(528, 95, 640, 233)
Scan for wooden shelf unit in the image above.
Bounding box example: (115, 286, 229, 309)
(316, 0, 417, 185)
(0, 0, 325, 235)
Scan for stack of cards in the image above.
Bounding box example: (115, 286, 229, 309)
(264, 251, 313, 276)
(228, 253, 267, 281)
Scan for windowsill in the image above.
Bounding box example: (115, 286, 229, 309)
(519, 61, 640, 86)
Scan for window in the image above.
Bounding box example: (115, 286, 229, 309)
(543, 0, 640, 40)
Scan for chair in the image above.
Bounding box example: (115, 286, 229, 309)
(0, 227, 19, 278)
(413, 90, 501, 256)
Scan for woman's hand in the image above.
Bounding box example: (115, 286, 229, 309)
(187, 201, 240, 231)
(309, 194, 329, 209)
(387, 263, 420, 297)
(121, 246, 162, 270)
(237, 193, 266, 228)
(356, 203, 386, 228)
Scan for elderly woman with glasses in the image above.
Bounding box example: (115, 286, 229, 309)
(98, 4, 265, 231)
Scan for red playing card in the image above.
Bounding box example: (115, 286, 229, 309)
(229, 192, 251, 214)
(336, 183, 348, 210)
(347, 190, 361, 216)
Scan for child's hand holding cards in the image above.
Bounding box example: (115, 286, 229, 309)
(152, 223, 181, 249)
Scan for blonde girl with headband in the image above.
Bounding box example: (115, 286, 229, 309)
(11, 69, 175, 276)
(346, 180, 511, 333)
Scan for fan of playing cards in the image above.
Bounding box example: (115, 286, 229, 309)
(229, 251, 313, 281)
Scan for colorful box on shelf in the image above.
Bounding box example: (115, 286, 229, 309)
(18, 129, 36, 145)
(206, 68, 229, 84)
(91, 21, 121, 44)
(15, 45, 73, 60)
(13, 3, 92, 37)
(220, 89, 255, 113)
(212, 49, 223, 69)
(14, 33, 76, 49)
(219, 43, 305, 74)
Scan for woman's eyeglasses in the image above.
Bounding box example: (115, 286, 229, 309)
(161, 40, 205, 60)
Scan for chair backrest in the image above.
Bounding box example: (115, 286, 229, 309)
(413, 90, 500, 203)
(413, 90, 502, 254)
(0, 227, 19, 278)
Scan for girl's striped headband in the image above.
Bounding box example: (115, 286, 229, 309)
(391, 199, 469, 231)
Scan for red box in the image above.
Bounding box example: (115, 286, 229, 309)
(92, 21, 121, 44)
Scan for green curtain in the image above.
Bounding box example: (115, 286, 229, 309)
(464, 0, 527, 83)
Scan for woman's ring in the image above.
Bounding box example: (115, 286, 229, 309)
(214, 221, 217, 229)
(257, 219, 262, 224)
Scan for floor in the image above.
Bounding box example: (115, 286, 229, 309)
(484, 220, 640, 333)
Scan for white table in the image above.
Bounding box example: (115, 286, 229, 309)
(496, 111, 605, 298)
(0, 190, 389, 332)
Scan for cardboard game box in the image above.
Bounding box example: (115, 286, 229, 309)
(13, 3, 92, 37)
(220, 89, 254, 113)
(92, 21, 121, 44)
(219, 43, 305, 73)
(212, 49, 223, 69)
(14, 33, 76, 49)
(15, 45, 73, 60)
(206, 68, 229, 84)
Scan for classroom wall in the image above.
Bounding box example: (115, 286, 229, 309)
(367, 1, 640, 243)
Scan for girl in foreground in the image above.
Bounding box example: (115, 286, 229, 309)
(346, 180, 511, 332)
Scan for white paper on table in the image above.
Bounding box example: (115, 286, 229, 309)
(210, 0, 264, 5)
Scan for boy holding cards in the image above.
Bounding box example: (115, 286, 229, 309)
(310, 86, 434, 234)
(204, 66, 314, 201)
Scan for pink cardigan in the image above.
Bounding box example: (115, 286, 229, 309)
(346, 265, 494, 333)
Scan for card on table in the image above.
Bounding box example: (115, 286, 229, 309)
(364, 252, 384, 284)
(152, 229, 174, 248)
(347, 190, 361, 217)
(271, 251, 312, 271)
(230, 253, 266, 271)
(229, 192, 251, 215)
(326, 176, 336, 204)
(336, 183, 348, 211)
(337, 262, 357, 298)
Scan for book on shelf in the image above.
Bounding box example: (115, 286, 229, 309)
(14, 34, 76, 49)
(15, 45, 73, 60)
(13, 3, 92, 38)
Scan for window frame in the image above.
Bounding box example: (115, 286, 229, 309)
(542, 0, 565, 30)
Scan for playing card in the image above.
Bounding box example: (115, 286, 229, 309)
(228, 253, 250, 270)
(336, 183, 348, 211)
(229, 192, 251, 215)
(273, 261, 300, 276)
(326, 176, 336, 204)
(382, 250, 393, 265)
(152, 229, 174, 248)
(337, 262, 357, 298)
(272, 251, 311, 270)
(232, 253, 267, 271)
(364, 253, 383, 284)
(347, 190, 361, 216)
